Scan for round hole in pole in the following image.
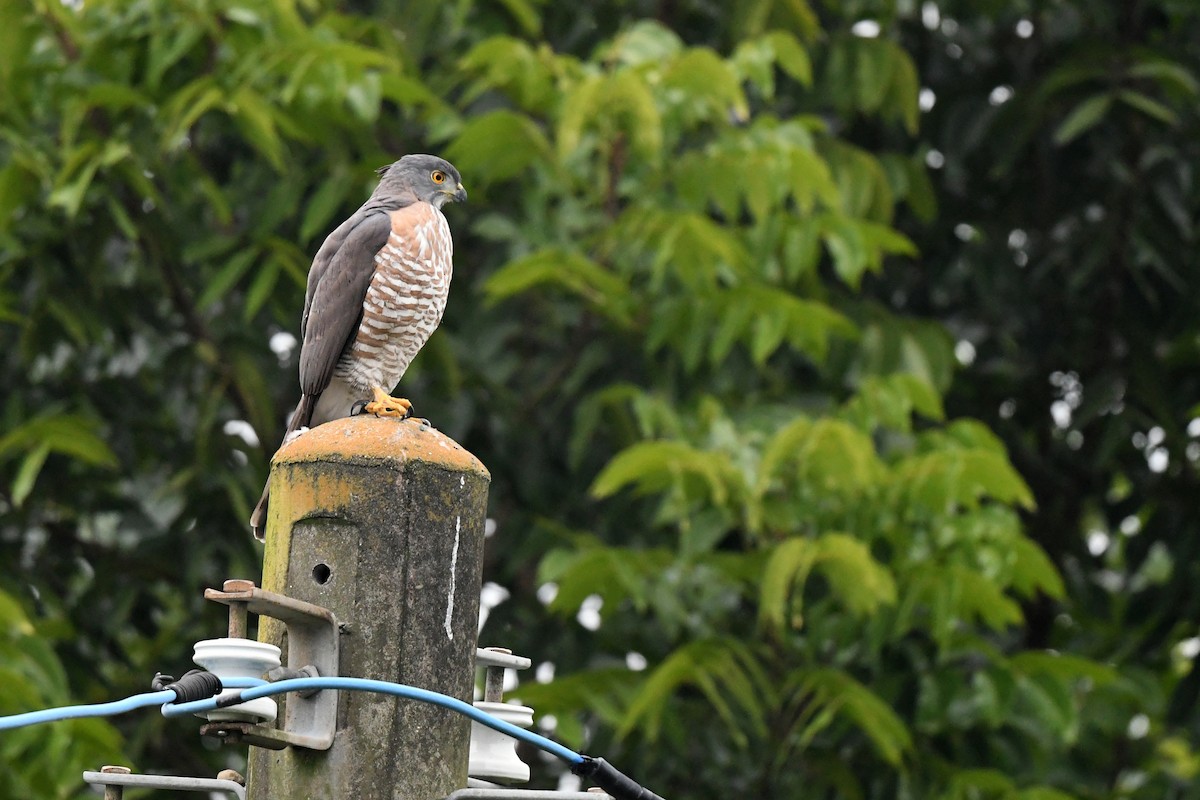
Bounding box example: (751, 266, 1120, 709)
(312, 562, 332, 585)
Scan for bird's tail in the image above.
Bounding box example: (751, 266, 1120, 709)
(250, 394, 317, 540)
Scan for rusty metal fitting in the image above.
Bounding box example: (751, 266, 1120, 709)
(483, 646, 511, 702)
(100, 766, 131, 800)
(221, 579, 255, 638)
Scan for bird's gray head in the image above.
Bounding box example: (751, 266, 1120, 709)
(375, 154, 466, 209)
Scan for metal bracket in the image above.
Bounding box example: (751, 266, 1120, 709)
(202, 579, 339, 750)
(83, 769, 246, 799)
(476, 647, 532, 703)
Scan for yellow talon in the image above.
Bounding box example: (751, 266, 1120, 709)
(363, 386, 414, 419)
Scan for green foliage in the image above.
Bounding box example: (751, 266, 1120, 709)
(760, 533, 897, 631)
(442, 9, 1086, 797)
(0, 412, 117, 507)
(788, 666, 913, 766)
(885, 2, 1200, 797)
(1, 0, 1197, 798)
(0, 590, 122, 798)
(618, 637, 772, 745)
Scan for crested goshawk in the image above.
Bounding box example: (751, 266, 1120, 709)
(250, 154, 467, 539)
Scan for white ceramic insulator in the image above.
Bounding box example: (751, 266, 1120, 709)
(192, 638, 282, 723)
(468, 701, 534, 783)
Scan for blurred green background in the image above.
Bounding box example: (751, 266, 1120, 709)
(2, 0, 1199, 797)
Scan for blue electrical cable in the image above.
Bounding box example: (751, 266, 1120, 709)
(2, 673, 663, 798)
(162, 676, 584, 765)
(0, 678, 266, 732)
(0, 690, 176, 731)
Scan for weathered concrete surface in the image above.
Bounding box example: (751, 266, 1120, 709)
(248, 416, 490, 800)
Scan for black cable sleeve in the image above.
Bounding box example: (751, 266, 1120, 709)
(153, 669, 223, 703)
(572, 756, 667, 800)
(215, 691, 246, 709)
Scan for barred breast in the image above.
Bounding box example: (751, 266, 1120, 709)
(334, 202, 453, 393)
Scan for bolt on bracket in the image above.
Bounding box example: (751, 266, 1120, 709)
(476, 647, 531, 703)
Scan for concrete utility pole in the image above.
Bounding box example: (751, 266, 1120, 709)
(247, 416, 490, 799)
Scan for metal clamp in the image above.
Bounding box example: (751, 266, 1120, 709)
(201, 579, 339, 750)
(84, 767, 246, 799)
(476, 647, 531, 702)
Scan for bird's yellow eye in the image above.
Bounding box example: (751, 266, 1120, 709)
(431, 170, 446, 184)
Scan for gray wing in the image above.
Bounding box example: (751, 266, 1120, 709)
(302, 205, 374, 340)
(298, 210, 392, 397)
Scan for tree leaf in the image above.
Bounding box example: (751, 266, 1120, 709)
(0, 414, 118, 469)
(1128, 59, 1200, 96)
(11, 443, 50, 508)
(228, 86, 285, 170)
(538, 544, 672, 613)
(760, 536, 819, 631)
(1053, 93, 1113, 145)
(243, 257, 280, 321)
(882, 41, 920, 134)
(603, 20, 684, 66)
(895, 448, 1035, 513)
(662, 47, 748, 122)
(760, 533, 896, 632)
(787, 667, 912, 765)
(1010, 651, 1118, 686)
(1115, 89, 1177, 125)
(759, 417, 884, 496)
(619, 638, 770, 744)
(494, 0, 542, 36)
(483, 248, 632, 324)
(590, 440, 736, 504)
(445, 109, 552, 182)
(854, 39, 892, 113)
(161, 78, 225, 150)
(765, 31, 813, 86)
(300, 171, 351, 243)
(1008, 537, 1066, 599)
(197, 248, 259, 311)
(345, 72, 383, 124)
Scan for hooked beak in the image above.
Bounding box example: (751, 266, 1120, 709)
(453, 182, 467, 203)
